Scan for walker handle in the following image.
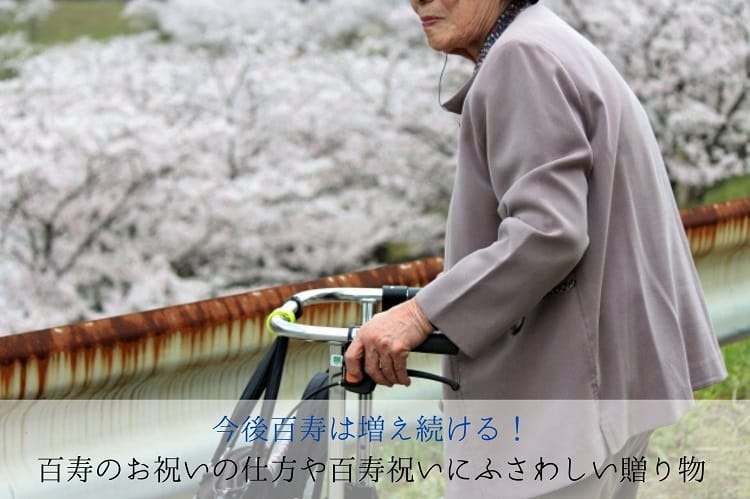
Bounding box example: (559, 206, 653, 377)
(413, 333, 458, 355)
(266, 286, 459, 355)
(382, 285, 458, 355)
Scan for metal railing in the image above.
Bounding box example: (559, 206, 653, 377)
(0, 198, 748, 499)
(0, 199, 748, 400)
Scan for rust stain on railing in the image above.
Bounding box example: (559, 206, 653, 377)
(0, 258, 443, 399)
(681, 198, 750, 257)
(1, 198, 749, 401)
(680, 198, 750, 347)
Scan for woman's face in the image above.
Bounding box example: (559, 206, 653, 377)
(409, 0, 505, 62)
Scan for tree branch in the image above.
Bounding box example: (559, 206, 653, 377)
(55, 166, 172, 277)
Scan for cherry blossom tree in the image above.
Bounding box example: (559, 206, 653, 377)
(547, 0, 750, 205)
(0, 0, 17, 19)
(0, 0, 459, 333)
(0, 1, 30, 78)
(11, 0, 54, 42)
(13, 0, 53, 24)
(1, 0, 747, 334)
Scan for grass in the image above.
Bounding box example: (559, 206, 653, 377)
(700, 174, 750, 207)
(358, 403, 750, 498)
(695, 340, 750, 400)
(641, 401, 750, 498)
(27, 0, 134, 45)
(372, 439, 445, 499)
(692, 173, 750, 403)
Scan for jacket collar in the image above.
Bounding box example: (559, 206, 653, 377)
(440, 0, 534, 115)
(441, 73, 477, 115)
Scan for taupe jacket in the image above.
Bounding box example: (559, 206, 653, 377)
(416, 3, 727, 453)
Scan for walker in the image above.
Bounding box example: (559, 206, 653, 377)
(196, 285, 459, 499)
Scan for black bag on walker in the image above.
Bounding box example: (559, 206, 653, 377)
(195, 337, 330, 499)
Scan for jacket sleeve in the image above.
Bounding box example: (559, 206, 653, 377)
(416, 40, 593, 359)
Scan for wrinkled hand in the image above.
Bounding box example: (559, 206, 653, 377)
(344, 298, 434, 387)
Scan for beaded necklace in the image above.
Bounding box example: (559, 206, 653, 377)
(475, 0, 533, 71)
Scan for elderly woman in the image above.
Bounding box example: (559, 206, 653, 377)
(345, 1, 727, 497)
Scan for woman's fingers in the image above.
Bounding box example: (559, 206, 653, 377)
(343, 299, 432, 387)
(343, 338, 365, 383)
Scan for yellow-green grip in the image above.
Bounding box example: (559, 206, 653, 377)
(265, 308, 296, 334)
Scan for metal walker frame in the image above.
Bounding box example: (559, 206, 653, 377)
(200, 286, 458, 499)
